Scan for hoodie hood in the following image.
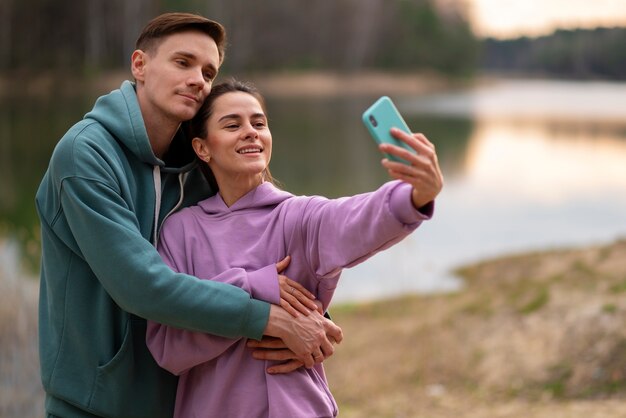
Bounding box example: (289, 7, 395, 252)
(198, 182, 293, 215)
(84, 80, 197, 173)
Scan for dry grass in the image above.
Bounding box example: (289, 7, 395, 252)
(325, 240, 626, 417)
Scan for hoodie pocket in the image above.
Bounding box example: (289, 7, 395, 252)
(88, 317, 177, 418)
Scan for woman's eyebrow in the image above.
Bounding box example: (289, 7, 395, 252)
(218, 113, 266, 123)
(218, 114, 241, 122)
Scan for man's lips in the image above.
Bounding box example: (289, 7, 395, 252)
(178, 92, 201, 103)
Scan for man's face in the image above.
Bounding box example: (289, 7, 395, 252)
(132, 30, 220, 126)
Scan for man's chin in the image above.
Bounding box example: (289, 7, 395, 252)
(176, 107, 200, 123)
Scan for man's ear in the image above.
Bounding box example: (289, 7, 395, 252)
(131, 50, 147, 82)
(192, 137, 211, 163)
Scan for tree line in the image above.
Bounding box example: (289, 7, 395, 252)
(0, 0, 478, 76)
(480, 27, 626, 80)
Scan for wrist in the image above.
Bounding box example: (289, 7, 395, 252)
(264, 304, 288, 339)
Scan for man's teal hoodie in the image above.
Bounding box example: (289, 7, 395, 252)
(35, 81, 271, 418)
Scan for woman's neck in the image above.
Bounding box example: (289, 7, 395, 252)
(217, 175, 264, 207)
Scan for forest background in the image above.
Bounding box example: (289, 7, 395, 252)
(2, 0, 626, 80)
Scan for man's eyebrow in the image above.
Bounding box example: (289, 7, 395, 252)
(173, 51, 218, 73)
(173, 50, 196, 59)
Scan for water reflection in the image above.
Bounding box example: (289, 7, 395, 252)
(465, 119, 626, 201)
(2, 79, 626, 303)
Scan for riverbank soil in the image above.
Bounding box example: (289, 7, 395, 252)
(325, 239, 626, 417)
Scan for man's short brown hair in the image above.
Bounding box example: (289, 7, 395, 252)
(136, 12, 226, 64)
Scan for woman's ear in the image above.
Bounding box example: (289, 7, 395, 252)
(192, 137, 211, 163)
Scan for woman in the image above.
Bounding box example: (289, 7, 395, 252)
(146, 80, 443, 417)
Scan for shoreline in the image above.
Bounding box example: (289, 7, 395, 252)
(1, 69, 468, 99)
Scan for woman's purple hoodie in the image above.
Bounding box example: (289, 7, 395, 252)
(146, 180, 433, 418)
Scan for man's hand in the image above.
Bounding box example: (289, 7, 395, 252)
(247, 337, 304, 374)
(261, 304, 343, 369)
(248, 332, 339, 374)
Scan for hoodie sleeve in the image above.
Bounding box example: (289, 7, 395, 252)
(145, 223, 278, 374)
(144, 265, 250, 375)
(299, 180, 432, 280)
(58, 172, 270, 340)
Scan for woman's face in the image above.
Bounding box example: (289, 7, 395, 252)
(199, 91, 272, 187)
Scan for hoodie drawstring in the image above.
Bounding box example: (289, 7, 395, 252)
(152, 166, 162, 247)
(153, 171, 188, 246)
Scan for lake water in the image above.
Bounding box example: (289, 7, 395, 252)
(2, 78, 626, 304)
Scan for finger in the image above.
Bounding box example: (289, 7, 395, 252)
(285, 289, 319, 313)
(279, 287, 313, 316)
(390, 129, 432, 150)
(379, 143, 426, 166)
(301, 355, 314, 369)
(381, 158, 422, 175)
(247, 337, 287, 349)
(389, 129, 435, 157)
(267, 360, 303, 374)
(251, 348, 295, 361)
(409, 132, 435, 151)
(314, 300, 324, 315)
(325, 319, 344, 344)
(280, 298, 301, 318)
(279, 281, 318, 313)
(318, 339, 334, 360)
(275, 255, 291, 273)
(285, 278, 316, 300)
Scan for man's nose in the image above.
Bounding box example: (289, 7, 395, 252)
(187, 68, 205, 88)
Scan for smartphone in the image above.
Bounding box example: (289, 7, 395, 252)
(362, 96, 414, 164)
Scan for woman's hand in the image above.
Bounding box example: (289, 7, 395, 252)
(378, 128, 444, 209)
(276, 255, 322, 317)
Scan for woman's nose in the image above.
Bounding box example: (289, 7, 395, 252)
(242, 123, 258, 139)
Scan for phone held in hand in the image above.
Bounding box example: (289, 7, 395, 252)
(362, 96, 414, 165)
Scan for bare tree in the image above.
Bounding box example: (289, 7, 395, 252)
(86, 0, 105, 69)
(343, 0, 384, 70)
(0, 0, 12, 70)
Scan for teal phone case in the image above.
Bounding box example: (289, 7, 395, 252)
(362, 96, 414, 164)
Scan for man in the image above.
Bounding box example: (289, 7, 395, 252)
(36, 12, 341, 418)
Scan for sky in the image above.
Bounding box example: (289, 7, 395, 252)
(460, 0, 626, 38)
